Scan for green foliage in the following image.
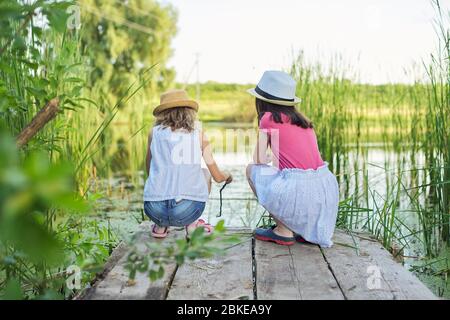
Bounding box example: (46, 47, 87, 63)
(0, 0, 133, 299)
(181, 82, 256, 122)
(2, 278, 23, 300)
(0, 127, 117, 299)
(0, 127, 79, 263)
(0, 0, 87, 142)
(423, 0, 450, 244)
(0, 0, 223, 299)
(79, 0, 177, 108)
(410, 249, 450, 296)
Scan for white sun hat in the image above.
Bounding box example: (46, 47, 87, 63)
(247, 70, 301, 106)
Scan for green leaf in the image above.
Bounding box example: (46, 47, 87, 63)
(64, 77, 84, 83)
(0, 61, 13, 74)
(157, 266, 164, 279)
(35, 289, 64, 300)
(70, 85, 83, 97)
(44, 7, 69, 33)
(137, 258, 149, 273)
(149, 267, 164, 281)
(175, 254, 184, 265)
(76, 97, 99, 108)
(127, 266, 137, 281)
(11, 36, 27, 53)
(215, 219, 226, 232)
(190, 226, 205, 240)
(25, 86, 47, 100)
(52, 194, 91, 213)
(31, 26, 43, 38)
(1, 278, 23, 300)
(18, 58, 38, 71)
(64, 62, 83, 71)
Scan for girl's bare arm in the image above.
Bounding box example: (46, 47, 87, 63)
(146, 131, 152, 176)
(253, 130, 271, 164)
(201, 132, 232, 183)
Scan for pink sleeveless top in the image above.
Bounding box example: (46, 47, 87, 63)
(260, 112, 324, 170)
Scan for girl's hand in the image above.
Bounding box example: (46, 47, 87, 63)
(224, 172, 233, 184)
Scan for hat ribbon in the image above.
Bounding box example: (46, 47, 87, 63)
(255, 86, 294, 102)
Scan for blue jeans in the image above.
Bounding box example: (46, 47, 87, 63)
(144, 199, 206, 227)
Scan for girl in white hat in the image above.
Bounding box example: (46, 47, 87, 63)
(143, 89, 232, 238)
(247, 71, 339, 247)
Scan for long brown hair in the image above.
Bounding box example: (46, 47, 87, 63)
(155, 107, 197, 132)
(255, 98, 313, 129)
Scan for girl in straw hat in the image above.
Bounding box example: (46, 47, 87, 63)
(246, 71, 339, 247)
(143, 89, 232, 238)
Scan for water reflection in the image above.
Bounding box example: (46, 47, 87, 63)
(111, 138, 130, 172)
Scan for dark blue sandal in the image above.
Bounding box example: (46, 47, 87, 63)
(294, 234, 313, 244)
(270, 224, 313, 245)
(254, 227, 295, 246)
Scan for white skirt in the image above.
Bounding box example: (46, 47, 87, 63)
(250, 162, 339, 247)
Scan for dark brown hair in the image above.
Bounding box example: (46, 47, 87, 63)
(255, 98, 313, 129)
(155, 107, 197, 132)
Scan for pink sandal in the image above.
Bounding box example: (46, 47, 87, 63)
(151, 224, 169, 238)
(185, 219, 214, 237)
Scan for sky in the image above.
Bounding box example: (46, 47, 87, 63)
(161, 0, 450, 84)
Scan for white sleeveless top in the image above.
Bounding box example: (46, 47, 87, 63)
(143, 125, 209, 202)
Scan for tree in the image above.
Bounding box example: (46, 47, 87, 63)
(79, 0, 178, 108)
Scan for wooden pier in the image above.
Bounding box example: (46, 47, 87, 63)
(81, 222, 437, 300)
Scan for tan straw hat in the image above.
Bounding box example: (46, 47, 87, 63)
(153, 89, 199, 116)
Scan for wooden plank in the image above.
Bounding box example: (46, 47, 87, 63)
(83, 222, 183, 300)
(289, 244, 345, 300)
(74, 242, 128, 300)
(167, 229, 254, 300)
(353, 234, 437, 300)
(321, 230, 437, 300)
(254, 239, 344, 300)
(83, 223, 436, 300)
(320, 231, 394, 300)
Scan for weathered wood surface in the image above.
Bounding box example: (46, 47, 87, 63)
(82, 222, 182, 300)
(321, 230, 437, 300)
(167, 229, 253, 300)
(255, 239, 344, 300)
(82, 223, 438, 300)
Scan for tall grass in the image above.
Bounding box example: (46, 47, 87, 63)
(0, 1, 156, 298)
(422, 0, 450, 247)
(285, 1, 450, 263)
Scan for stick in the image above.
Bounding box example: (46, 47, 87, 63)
(16, 98, 60, 148)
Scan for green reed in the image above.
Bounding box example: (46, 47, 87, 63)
(0, 1, 155, 298)
(287, 0, 449, 259)
(422, 0, 450, 246)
